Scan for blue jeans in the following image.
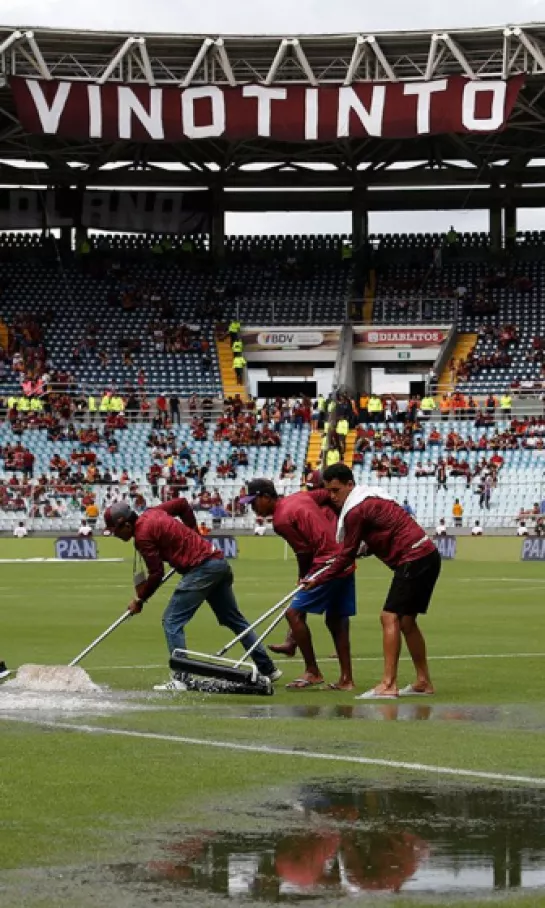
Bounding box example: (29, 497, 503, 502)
(162, 558, 275, 676)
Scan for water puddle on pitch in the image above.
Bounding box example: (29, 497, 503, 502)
(166, 701, 537, 726)
(112, 782, 545, 899)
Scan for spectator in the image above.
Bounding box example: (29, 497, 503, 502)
(335, 417, 349, 458)
(254, 517, 267, 536)
(471, 520, 484, 536)
(452, 499, 463, 527)
(437, 460, 448, 490)
(435, 518, 447, 537)
(517, 521, 529, 537)
(228, 319, 241, 345)
(85, 499, 99, 526)
(78, 519, 93, 538)
(233, 353, 246, 385)
(367, 394, 383, 424)
(13, 521, 28, 538)
(169, 395, 180, 426)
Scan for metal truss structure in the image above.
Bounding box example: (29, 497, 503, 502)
(0, 23, 545, 201)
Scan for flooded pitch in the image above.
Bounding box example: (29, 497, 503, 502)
(2, 781, 545, 905)
(108, 782, 545, 900)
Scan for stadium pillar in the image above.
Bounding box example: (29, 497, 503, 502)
(210, 189, 225, 261)
(504, 202, 517, 248)
(351, 188, 369, 252)
(489, 204, 502, 253)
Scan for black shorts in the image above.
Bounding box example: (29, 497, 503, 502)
(383, 549, 441, 617)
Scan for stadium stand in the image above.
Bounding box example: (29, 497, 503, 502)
(373, 235, 545, 392)
(0, 231, 544, 536)
(351, 416, 545, 530)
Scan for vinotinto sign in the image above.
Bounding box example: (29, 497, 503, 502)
(10, 76, 523, 142)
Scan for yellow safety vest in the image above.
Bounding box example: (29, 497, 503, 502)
(232, 340, 244, 354)
(99, 396, 111, 412)
(326, 449, 341, 467)
(88, 397, 96, 412)
(500, 395, 512, 409)
(229, 321, 241, 334)
(233, 356, 246, 370)
(336, 419, 349, 436)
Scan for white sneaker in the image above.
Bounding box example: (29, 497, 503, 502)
(153, 673, 188, 692)
(266, 668, 283, 683)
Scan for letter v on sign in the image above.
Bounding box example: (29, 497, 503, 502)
(26, 81, 71, 134)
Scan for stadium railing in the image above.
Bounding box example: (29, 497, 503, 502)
(0, 476, 542, 535)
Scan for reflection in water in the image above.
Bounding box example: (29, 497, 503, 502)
(113, 785, 545, 899)
(169, 702, 509, 723)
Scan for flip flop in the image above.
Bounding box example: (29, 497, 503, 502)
(399, 685, 434, 697)
(327, 683, 355, 691)
(355, 688, 398, 700)
(286, 678, 324, 689)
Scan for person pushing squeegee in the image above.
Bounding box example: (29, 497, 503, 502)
(14, 498, 332, 695)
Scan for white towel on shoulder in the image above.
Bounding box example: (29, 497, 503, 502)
(336, 484, 394, 542)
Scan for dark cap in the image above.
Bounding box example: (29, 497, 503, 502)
(104, 500, 133, 529)
(306, 470, 323, 489)
(240, 478, 278, 504)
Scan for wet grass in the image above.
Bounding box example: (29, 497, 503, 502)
(2, 535, 545, 906)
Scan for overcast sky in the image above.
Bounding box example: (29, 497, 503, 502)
(2, 0, 544, 235)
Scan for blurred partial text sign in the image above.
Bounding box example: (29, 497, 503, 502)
(520, 537, 545, 561)
(210, 536, 238, 558)
(434, 536, 457, 559)
(55, 537, 98, 560)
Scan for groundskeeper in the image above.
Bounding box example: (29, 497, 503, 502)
(104, 499, 280, 691)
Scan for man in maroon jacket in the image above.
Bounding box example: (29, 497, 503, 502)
(241, 478, 356, 690)
(105, 499, 279, 691)
(304, 464, 440, 700)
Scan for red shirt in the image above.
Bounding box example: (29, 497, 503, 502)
(309, 489, 436, 583)
(272, 493, 353, 580)
(134, 499, 219, 601)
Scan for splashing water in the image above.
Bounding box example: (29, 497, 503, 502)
(13, 664, 100, 693)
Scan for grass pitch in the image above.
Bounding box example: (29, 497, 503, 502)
(1, 535, 545, 907)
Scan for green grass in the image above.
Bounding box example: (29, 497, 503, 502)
(1, 534, 545, 907)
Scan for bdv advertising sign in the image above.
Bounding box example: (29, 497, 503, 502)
(520, 537, 545, 561)
(257, 331, 324, 349)
(56, 537, 98, 560)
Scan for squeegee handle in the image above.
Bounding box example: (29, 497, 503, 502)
(69, 611, 132, 666)
(232, 562, 334, 668)
(69, 567, 177, 667)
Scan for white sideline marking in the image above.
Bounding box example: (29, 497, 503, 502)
(460, 578, 545, 584)
(88, 652, 545, 671)
(0, 558, 124, 564)
(2, 715, 544, 787)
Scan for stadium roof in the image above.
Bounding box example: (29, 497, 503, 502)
(1, 23, 545, 194)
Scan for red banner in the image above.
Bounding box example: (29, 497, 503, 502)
(10, 76, 523, 142)
(355, 328, 449, 348)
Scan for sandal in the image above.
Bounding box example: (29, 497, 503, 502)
(286, 677, 324, 689)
